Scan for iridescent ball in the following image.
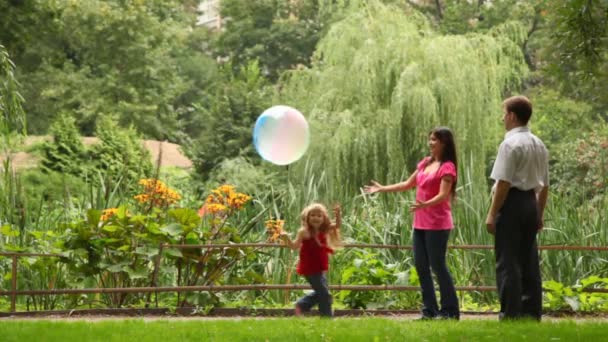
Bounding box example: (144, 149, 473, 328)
(253, 105, 310, 165)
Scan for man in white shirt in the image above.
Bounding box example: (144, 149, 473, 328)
(486, 95, 549, 321)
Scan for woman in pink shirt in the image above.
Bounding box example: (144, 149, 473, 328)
(364, 127, 459, 320)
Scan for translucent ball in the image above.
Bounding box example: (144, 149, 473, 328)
(253, 105, 310, 165)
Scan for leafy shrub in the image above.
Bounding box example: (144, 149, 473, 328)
(544, 276, 608, 312)
(58, 183, 259, 308)
(89, 115, 153, 187)
(19, 168, 88, 208)
(41, 112, 88, 175)
(183, 62, 271, 180)
(549, 128, 608, 202)
(338, 250, 405, 309)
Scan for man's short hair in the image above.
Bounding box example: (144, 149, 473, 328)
(503, 95, 532, 125)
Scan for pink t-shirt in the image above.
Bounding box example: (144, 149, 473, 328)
(413, 157, 456, 230)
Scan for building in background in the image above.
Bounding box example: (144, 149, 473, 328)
(197, 0, 221, 29)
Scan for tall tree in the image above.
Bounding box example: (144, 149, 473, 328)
(279, 0, 528, 199)
(1, 0, 218, 139)
(182, 61, 271, 180)
(0, 44, 28, 230)
(541, 0, 608, 113)
(0, 44, 26, 148)
(216, 0, 326, 81)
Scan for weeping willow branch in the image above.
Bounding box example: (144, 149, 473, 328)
(278, 0, 528, 201)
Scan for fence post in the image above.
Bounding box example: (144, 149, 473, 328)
(10, 255, 17, 313)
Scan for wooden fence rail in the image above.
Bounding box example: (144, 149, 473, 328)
(1, 243, 607, 313)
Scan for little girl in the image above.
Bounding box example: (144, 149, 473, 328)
(281, 203, 342, 317)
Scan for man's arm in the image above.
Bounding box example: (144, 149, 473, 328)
(536, 185, 549, 230)
(485, 180, 511, 235)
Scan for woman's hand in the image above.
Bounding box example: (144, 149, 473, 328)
(409, 200, 428, 212)
(363, 180, 384, 194)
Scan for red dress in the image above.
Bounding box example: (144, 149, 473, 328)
(297, 232, 333, 275)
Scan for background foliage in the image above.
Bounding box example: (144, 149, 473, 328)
(0, 0, 606, 312)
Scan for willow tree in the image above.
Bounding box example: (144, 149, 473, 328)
(278, 1, 528, 202)
(0, 44, 27, 233)
(0, 44, 26, 148)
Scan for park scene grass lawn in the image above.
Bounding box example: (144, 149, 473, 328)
(1, 317, 607, 342)
(1, 1, 607, 339)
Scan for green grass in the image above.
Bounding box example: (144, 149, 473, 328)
(0, 318, 607, 341)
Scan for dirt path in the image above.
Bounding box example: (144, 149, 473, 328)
(6, 136, 192, 169)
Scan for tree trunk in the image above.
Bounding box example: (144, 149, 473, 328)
(434, 0, 443, 20)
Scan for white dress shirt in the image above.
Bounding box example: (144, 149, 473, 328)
(490, 126, 549, 193)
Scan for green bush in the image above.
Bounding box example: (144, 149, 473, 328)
(89, 115, 153, 188)
(19, 168, 88, 206)
(338, 250, 404, 309)
(41, 112, 88, 175)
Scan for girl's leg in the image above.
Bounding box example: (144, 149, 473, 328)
(298, 273, 332, 317)
(427, 229, 459, 319)
(296, 277, 319, 313)
(413, 229, 439, 318)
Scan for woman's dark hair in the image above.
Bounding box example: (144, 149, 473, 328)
(429, 126, 458, 196)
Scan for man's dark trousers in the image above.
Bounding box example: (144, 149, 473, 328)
(495, 188, 542, 320)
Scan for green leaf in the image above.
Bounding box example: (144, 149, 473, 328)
(163, 248, 183, 258)
(0, 224, 20, 237)
(580, 275, 605, 288)
(127, 267, 149, 280)
(130, 214, 147, 225)
(135, 246, 159, 258)
(146, 222, 162, 235)
(30, 231, 45, 239)
(106, 263, 128, 273)
(115, 206, 129, 220)
(160, 223, 184, 237)
(341, 267, 355, 283)
(543, 280, 564, 292)
(87, 209, 102, 227)
(102, 225, 120, 233)
(168, 208, 201, 228)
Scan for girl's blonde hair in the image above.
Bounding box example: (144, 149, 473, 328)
(300, 203, 342, 249)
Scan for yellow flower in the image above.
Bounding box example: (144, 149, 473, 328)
(206, 203, 228, 214)
(200, 184, 252, 216)
(101, 208, 119, 221)
(135, 178, 181, 207)
(265, 219, 285, 242)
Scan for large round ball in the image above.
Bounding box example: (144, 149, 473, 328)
(253, 105, 310, 165)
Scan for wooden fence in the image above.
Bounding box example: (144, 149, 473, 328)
(1, 243, 607, 313)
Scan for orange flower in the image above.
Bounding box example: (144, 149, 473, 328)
(265, 219, 285, 242)
(203, 185, 251, 211)
(101, 208, 119, 221)
(206, 203, 228, 214)
(134, 178, 181, 207)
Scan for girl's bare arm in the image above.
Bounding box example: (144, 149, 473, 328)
(330, 204, 341, 231)
(281, 228, 305, 250)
